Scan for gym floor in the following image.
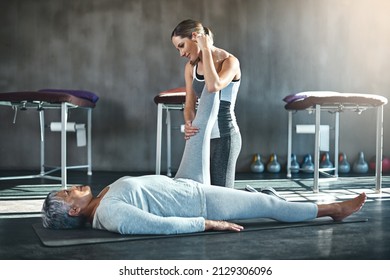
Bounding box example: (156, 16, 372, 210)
(0, 170, 389, 260)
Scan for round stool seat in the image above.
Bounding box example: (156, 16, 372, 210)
(154, 87, 186, 104)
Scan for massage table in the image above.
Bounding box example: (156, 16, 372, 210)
(0, 89, 99, 188)
(154, 87, 187, 176)
(284, 91, 387, 193)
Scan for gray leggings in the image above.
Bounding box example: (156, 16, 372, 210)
(201, 184, 318, 222)
(210, 132, 242, 188)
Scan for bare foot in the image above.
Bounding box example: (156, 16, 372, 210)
(317, 193, 367, 221)
(331, 193, 367, 221)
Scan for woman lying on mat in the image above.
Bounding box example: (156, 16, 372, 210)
(41, 175, 367, 235)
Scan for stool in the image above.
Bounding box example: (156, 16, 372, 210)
(284, 91, 387, 193)
(0, 89, 99, 188)
(154, 87, 186, 176)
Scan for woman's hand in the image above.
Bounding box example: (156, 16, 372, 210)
(184, 121, 199, 140)
(193, 32, 213, 51)
(204, 219, 244, 232)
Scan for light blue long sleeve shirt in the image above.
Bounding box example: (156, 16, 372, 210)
(92, 175, 207, 235)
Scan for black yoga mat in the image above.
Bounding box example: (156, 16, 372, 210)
(33, 217, 368, 247)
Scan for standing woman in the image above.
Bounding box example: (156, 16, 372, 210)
(171, 19, 241, 188)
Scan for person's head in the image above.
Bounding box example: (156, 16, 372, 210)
(41, 185, 93, 229)
(171, 19, 214, 64)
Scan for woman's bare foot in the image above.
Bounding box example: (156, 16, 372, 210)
(317, 193, 367, 221)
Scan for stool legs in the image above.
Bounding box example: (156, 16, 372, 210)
(288, 105, 383, 193)
(334, 112, 339, 178)
(61, 102, 68, 189)
(287, 111, 293, 178)
(155, 103, 183, 176)
(375, 105, 384, 193)
(87, 109, 92, 176)
(166, 109, 172, 177)
(156, 103, 163, 175)
(39, 110, 45, 176)
(313, 104, 321, 193)
(0, 102, 92, 187)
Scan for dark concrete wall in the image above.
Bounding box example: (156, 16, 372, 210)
(1, 0, 389, 173)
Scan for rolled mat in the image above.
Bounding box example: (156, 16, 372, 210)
(32, 217, 368, 247)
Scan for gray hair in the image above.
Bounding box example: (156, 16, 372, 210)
(41, 190, 87, 229)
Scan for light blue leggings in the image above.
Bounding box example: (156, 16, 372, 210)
(175, 89, 219, 185)
(201, 184, 318, 222)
